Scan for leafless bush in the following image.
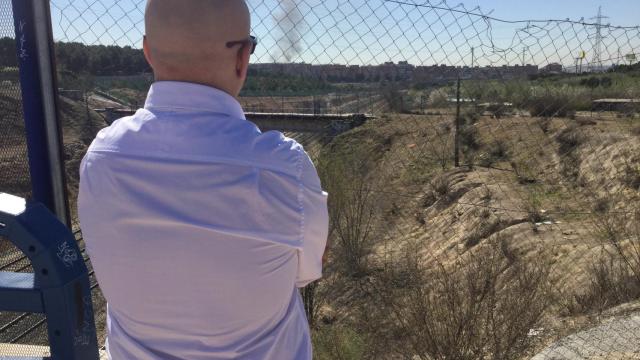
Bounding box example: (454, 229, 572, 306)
(596, 210, 640, 284)
(567, 209, 640, 314)
(555, 124, 586, 182)
(487, 139, 509, 161)
(463, 219, 505, 248)
(301, 282, 321, 327)
(368, 239, 551, 360)
(566, 252, 640, 315)
(459, 123, 480, 152)
(422, 173, 454, 208)
(535, 117, 552, 134)
(510, 158, 538, 184)
(556, 124, 585, 156)
(431, 173, 451, 199)
(317, 152, 379, 276)
(622, 163, 640, 191)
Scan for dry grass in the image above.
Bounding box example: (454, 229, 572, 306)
(306, 109, 640, 359)
(363, 239, 551, 360)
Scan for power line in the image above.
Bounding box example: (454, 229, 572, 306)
(383, 0, 639, 29)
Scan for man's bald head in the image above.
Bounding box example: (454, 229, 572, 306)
(144, 0, 252, 96)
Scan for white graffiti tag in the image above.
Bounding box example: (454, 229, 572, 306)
(18, 20, 28, 60)
(57, 242, 78, 268)
(74, 296, 95, 346)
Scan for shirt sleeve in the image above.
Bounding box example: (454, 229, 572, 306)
(295, 151, 329, 288)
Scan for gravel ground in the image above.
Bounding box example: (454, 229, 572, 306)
(532, 312, 640, 360)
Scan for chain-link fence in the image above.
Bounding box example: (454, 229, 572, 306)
(2, 0, 638, 358)
(0, 1, 52, 356)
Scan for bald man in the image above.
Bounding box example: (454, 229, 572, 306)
(78, 1, 329, 359)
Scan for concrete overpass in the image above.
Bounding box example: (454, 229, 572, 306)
(94, 108, 372, 134)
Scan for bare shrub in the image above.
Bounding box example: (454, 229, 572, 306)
(555, 124, 585, 182)
(431, 173, 451, 199)
(567, 253, 640, 314)
(463, 108, 481, 124)
(568, 210, 640, 314)
(536, 117, 552, 134)
(596, 210, 640, 284)
(622, 163, 640, 190)
(301, 282, 322, 327)
(317, 152, 379, 276)
(423, 173, 457, 208)
(434, 123, 453, 170)
(510, 158, 538, 184)
(459, 124, 480, 152)
(463, 219, 504, 248)
(382, 81, 408, 113)
(370, 239, 551, 360)
(556, 124, 585, 156)
(487, 139, 509, 161)
(592, 196, 611, 214)
(631, 125, 640, 136)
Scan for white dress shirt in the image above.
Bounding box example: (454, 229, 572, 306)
(78, 81, 329, 360)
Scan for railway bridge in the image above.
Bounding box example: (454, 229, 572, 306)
(94, 108, 372, 135)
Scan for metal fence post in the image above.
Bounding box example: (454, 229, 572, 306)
(11, 0, 69, 227)
(454, 76, 461, 167)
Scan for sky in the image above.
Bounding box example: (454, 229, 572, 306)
(469, 0, 640, 27)
(48, 0, 640, 67)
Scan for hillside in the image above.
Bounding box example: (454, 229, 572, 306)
(310, 110, 640, 359)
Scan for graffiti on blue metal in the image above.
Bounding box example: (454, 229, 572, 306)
(17, 20, 28, 60)
(74, 296, 96, 346)
(56, 241, 79, 268)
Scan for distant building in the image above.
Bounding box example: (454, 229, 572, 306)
(248, 61, 539, 84)
(541, 63, 563, 74)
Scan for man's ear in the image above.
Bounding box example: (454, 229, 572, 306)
(235, 44, 251, 78)
(143, 36, 154, 70)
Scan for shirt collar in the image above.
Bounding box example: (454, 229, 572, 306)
(144, 81, 245, 119)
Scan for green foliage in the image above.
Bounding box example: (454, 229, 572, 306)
(55, 41, 150, 76)
(525, 86, 585, 117)
(445, 73, 640, 117)
(313, 326, 366, 360)
(580, 76, 613, 88)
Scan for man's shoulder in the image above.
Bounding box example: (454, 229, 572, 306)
(249, 130, 310, 176)
(87, 109, 152, 152)
(85, 110, 311, 177)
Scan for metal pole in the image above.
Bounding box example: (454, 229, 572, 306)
(471, 47, 475, 68)
(579, 58, 583, 74)
(12, 0, 70, 227)
(454, 76, 461, 167)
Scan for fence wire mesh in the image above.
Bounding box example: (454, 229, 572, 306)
(6, 0, 637, 358)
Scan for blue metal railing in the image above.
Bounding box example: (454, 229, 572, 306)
(0, 193, 99, 359)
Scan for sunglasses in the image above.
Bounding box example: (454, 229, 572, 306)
(226, 35, 258, 55)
